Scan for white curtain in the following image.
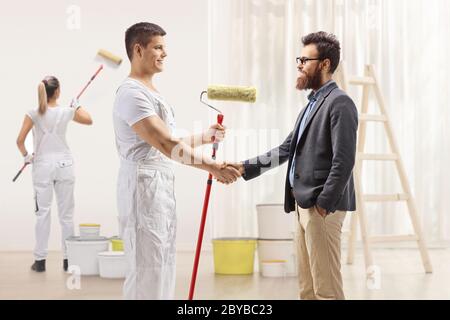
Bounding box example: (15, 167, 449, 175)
(208, 0, 450, 243)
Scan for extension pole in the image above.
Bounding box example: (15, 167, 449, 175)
(77, 64, 103, 99)
(188, 113, 224, 300)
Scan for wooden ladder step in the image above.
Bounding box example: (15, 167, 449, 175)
(348, 76, 376, 85)
(369, 234, 419, 243)
(362, 194, 409, 202)
(358, 153, 398, 161)
(359, 114, 387, 122)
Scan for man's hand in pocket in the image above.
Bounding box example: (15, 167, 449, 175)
(315, 205, 328, 218)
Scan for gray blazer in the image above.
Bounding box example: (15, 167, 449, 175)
(243, 81, 358, 213)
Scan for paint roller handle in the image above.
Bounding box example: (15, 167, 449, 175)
(190, 114, 224, 299)
(217, 114, 224, 125)
(12, 163, 28, 182)
(76, 64, 104, 99)
(212, 114, 224, 155)
(91, 64, 103, 80)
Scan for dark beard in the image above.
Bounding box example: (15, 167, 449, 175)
(296, 65, 323, 91)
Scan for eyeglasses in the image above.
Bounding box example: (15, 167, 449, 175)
(296, 57, 321, 65)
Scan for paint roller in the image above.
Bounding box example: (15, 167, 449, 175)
(189, 84, 257, 300)
(79, 49, 123, 98)
(199, 85, 257, 148)
(76, 49, 123, 98)
(206, 85, 257, 103)
(77, 49, 123, 99)
(97, 49, 123, 66)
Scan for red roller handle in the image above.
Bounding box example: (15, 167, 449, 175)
(188, 113, 224, 300)
(76, 64, 103, 99)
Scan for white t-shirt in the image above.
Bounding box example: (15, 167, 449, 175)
(113, 78, 176, 162)
(26, 106, 75, 156)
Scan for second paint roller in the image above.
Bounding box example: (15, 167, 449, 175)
(189, 84, 257, 300)
(79, 49, 124, 99)
(97, 49, 123, 66)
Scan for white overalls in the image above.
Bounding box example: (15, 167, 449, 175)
(114, 85, 177, 300)
(28, 107, 75, 261)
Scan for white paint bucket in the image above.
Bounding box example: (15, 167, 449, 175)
(261, 260, 287, 277)
(98, 251, 126, 279)
(257, 240, 298, 276)
(66, 236, 109, 275)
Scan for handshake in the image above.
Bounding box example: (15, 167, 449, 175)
(210, 162, 244, 184)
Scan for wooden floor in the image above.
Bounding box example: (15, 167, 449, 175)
(1, 248, 449, 300)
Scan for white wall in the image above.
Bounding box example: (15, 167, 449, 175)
(0, 0, 212, 251)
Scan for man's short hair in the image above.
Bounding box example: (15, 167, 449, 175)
(125, 22, 166, 61)
(302, 31, 341, 74)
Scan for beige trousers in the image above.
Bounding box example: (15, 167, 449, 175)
(296, 206, 347, 300)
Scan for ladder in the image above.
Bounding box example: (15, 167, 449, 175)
(334, 64, 433, 276)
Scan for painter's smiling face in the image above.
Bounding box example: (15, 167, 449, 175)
(142, 35, 167, 74)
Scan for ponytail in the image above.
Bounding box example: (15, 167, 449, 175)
(37, 77, 59, 115)
(38, 81, 48, 115)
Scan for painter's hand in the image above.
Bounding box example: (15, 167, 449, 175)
(70, 98, 81, 110)
(24, 153, 34, 165)
(202, 124, 226, 144)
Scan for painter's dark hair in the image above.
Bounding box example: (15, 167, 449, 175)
(125, 22, 166, 61)
(38, 76, 59, 115)
(302, 31, 341, 74)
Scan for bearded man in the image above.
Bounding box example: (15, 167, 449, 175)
(229, 31, 358, 300)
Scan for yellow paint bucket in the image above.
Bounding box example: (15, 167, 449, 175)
(111, 238, 124, 251)
(212, 238, 257, 275)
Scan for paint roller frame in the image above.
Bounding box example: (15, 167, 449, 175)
(200, 91, 223, 114)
